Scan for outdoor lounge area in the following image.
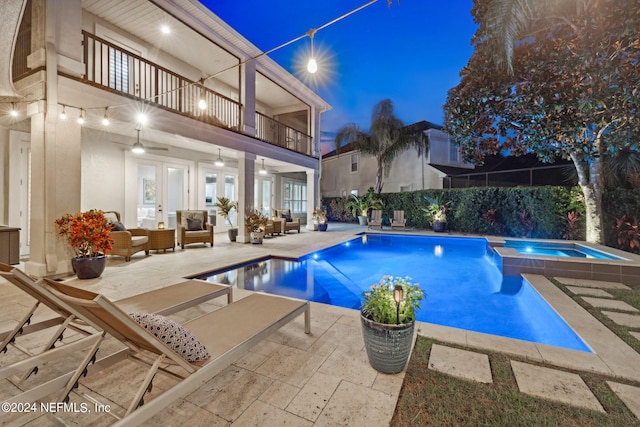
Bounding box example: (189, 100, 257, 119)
(2, 224, 640, 425)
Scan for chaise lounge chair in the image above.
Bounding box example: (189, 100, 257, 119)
(368, 209, 383, 229)
(8, 280, 310, 426)
(0, 263, 232, 363)
(391, 210, 406, 230)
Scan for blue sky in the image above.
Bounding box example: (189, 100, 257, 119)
(201, 0, 477, 152)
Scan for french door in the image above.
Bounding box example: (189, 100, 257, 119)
(131, 160, 189, 230)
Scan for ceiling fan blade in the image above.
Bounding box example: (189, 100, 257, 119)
(147, 146, 169, 151)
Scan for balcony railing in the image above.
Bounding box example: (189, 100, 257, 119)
(256, 112, 313, 156)
(77, 31, 314, 157)
(81, 31, 241, 130)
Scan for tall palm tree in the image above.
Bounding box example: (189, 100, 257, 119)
(335, 99, 427, 194)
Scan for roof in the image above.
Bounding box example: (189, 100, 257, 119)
(450, 153, 572, 176)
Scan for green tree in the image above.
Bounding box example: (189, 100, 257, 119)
(444, 0, 640, 244)
(335, 99, 427, 194)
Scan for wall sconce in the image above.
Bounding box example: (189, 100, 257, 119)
(158, 221, 165, 230)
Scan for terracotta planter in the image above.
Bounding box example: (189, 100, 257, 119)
(71, 255, 107, 279)
(361, 314, 415, 374)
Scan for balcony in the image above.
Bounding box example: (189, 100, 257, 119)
(77, 31, 313, 156)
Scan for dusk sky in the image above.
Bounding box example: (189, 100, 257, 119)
(201, 0, 478, 152)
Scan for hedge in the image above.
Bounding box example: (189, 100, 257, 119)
(323, 186, 636, 245)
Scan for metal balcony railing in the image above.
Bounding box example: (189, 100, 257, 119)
(81, 31, 241, 130)
(255, 112, 313, 156)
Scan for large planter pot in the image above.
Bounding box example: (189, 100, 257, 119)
(361, 314, 415, 374)
(432, 221, 446, 232)
(228, 228, 238, 242)
(250, 231, 264, 244)
(357, 215, 368, 226)
(71, 255, 107, 280)
(317, 223, 328, 232)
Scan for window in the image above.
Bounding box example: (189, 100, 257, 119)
(205, 174, 217, 206)
(283, 180, 307, 214)
(109, 47, 129, 92)
(449, 140, 459, 163)
(350, 154, 358, 173)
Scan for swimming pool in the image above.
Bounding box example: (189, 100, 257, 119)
(196, 234, 590, 352)
(504, 240, 624, 260)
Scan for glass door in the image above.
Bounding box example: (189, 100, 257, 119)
(136, 162, 188, 229)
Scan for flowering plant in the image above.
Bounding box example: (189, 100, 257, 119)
(361, 276, 424, 325)
(55, 210, 113, 258)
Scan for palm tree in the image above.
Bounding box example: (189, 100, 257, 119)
(335, 99, 427, 194)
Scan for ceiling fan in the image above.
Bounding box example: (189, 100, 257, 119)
(131, 128, 168, 153)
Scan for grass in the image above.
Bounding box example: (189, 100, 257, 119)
(392, 278, 640, 426)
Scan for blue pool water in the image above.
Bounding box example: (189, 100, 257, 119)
(504, 240, 624, 260)
(197, 234, 591, 352)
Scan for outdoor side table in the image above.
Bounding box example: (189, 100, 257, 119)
(148, 228, 175, 252)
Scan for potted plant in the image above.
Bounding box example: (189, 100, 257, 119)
(312, 208, 328, 231)
(345, 188, 383, 226)
(214, 197, 239, 241)
(422, 194, 450, 232)
(55, 209, 114, 279)
(245, 210, 268, 244)
(361, 276, 424, 374)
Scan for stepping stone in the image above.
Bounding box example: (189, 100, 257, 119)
(555, 277, 631, 290)
(511, 361, 604, 412)
(581, 297, 639, 313)
(602, 311, 640, 328)
(607, 381, 640, 420)
(566, 286, 613, 298)
(428, 344, 492, 383)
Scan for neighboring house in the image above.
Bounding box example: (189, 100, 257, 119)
(0, 0, 330, 276)
(321, 121, 473, 197)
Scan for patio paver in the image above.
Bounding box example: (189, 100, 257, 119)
(555, 277, 631, 290)
(607, 381, 640, 420)
(581, 297, 639, 312)
(602, 311, 640, 328)
(428, 344, 492, 383)
(566, 286, 614, 298)
(511, 361, 605, 412)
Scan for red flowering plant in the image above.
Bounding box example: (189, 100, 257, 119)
(55, 210, 114, 258)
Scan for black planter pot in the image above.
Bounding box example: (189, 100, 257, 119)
(317, 223, 328, 232)
(71, 255, 107, 279)
(228, 228, 238, 242)
(361, 314, 415, 374)
(432, 221, 446, 232)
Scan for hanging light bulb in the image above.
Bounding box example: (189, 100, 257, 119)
(9, 103, 18, 117)
(102, 108, 110, 126)
(60, 105, 67, 120)
(137, 112, 147, 125)
(77, 108, 85, 125)
(198, 79, 207, 110)
(306, 29, 318, 74)
(259, 159, 267, 174)
(214, 148, 224, 167)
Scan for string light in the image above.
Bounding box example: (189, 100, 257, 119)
(77, 108, 85, 125)
(102, 108, 110, 126)
(60, 105, 67, 120)
(198, 79, 207, 110)
(259, 159, 267, 174)
(306, 29, 318, 74)
(10, 103, 18, 117)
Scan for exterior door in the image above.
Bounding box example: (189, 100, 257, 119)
(135, 161, 188, 230)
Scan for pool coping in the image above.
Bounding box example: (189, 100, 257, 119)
(416, 273, 640, 383)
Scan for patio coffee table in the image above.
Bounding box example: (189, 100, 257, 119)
(148, 228, 175, 252)
(271, 218, 285, 235)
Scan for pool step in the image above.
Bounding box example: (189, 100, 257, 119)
(312, 260, 362, 309)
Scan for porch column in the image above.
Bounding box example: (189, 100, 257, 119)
(237, 152, 256, 243)
(306, 169, 319, 230)
(241, 60, 256, 136)
(25, 103, 82, 277)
